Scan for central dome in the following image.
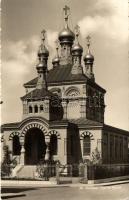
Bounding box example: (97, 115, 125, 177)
(58, 27, 75, 44)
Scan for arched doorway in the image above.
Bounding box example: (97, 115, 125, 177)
(25, 128, 46, 165)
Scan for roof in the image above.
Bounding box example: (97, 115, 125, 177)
(1, 122, 21, 132)
(21, 88, 55, 101)
(104, 124, 129, 135)
(24, 64, 106, 92)
(69, 118, 103, 127)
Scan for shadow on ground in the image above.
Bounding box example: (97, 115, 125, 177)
(1, 187, 38, 194)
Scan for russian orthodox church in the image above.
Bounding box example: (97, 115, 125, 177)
(1, 6, 129, 177)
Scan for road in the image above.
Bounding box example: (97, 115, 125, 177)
(2, 183, 129, 200)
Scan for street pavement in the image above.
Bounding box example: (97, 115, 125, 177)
(2, 183, 129, 200)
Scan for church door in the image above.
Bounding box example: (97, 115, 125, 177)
(25, 128, 46, 165)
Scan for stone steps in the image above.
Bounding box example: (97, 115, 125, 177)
(16, 165, 37, 178)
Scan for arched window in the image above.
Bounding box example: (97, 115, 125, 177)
(34, 105, 38, 113)
(83, 135, 91, 156)
(29, 106, 32, 113)
(40, 105, 43, 112)
(12, 135, 21, 155)
(50, 135, 58, 156)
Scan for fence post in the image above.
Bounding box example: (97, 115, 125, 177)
(56, 161, 60, 185)
(83, 161, 88, 184)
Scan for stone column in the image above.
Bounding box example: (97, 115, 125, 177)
(45, 136, 50, 161)
(80, 98, 86, 118)
(20, 137, 25, 165)
(83, 161, 88, 183)
(62, 99, 68, 119)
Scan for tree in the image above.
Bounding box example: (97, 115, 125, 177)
(91, 147, 102, 165)
(1, 145, 12, 177)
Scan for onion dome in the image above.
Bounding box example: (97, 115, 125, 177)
(52, 56, 60, 65)
(38, 30, 49, 59)
(84, 35, 94, 64)
(58, 5, 75, 45)
(58, 27, 75, 44)
(38, 44, 49, 58)
(84, 53, 94, 64)
(72, 25, 83, 56)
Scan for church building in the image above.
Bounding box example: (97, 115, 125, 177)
(1, 6, 129, 177)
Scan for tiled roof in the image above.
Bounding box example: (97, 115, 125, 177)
(104, 124, 129, 135)
(24, 65, 106, 92)
(1, 122, 21, 132)
(21, 88, 55, 101)
(69, 118, 103, 126)
(24, 65, 87, 87)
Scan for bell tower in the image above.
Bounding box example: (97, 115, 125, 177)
(58, 5, 75, 65)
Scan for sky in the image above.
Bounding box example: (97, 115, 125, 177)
(1, 0, 129, 131)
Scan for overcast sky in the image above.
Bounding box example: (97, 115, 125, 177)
(1, 0, 129, 131)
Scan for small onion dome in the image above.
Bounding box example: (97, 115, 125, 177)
(52, 56, 60, 65)
(36, 61, 47, 72)
(84, 52, 94, 64)
(72, 43, 83, 56)
(38, 44, 49, 58)
(58, 27, 75, 44)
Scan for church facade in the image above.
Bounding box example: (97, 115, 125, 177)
(1, 6, 129, 175)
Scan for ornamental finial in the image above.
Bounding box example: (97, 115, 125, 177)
(74, 25, 80, 38)
(41, 29, 46, 43)
(86, 35, 91, 50)
(74, 25, 80, 43)
(63, 5, 70, 28)
(55, 39, 59, 56)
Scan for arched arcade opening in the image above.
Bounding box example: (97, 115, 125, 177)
(25, 128, 46, 165)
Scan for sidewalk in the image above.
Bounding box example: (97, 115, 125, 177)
(1, 179, 129, 199)
(1, 179, 129, 188)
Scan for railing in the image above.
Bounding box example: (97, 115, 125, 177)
(88, 164, 129, 180)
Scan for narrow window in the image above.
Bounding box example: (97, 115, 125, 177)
(40, 105, 43, 112)
(29, 106, 32, 113)
(83, 135, 91, 156)
(12, 135, 21, 155)
(34, 105, 38, 113)
(50, 135, 58, 155)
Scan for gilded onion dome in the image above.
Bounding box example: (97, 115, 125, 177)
(58, 5, 75, 45)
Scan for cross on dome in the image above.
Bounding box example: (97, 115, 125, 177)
(55, 39, 59, 56)
(41, 29, 46, 43)
(74, 25, 80, 38)
(86, 35, 91, 49)
(63, 5, 70, 20)
(63, 5, 70, 28)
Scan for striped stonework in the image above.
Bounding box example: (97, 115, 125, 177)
(80, 131, 94, 140)
(21, 123, 48, 137)
(48, 130, 61, 139)
(9, 132, 20, 140)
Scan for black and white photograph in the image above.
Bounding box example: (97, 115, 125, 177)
(1, 0, 129, 199)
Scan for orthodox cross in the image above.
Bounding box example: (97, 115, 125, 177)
(41, 29, 46, 43)
(55, 40, 59, 56)
(74, 25, 80, 42)
(86, 35, 91, 49)
(63, 5, 70, 28)
(63, 5, 70, 20)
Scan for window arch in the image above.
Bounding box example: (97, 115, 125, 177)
(12, 135, 21, 155)
(34, 105, 38, 113)
(29, 106, 33, 113)
(50, 134, 58, 156)
(83, 135, 91, 156)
